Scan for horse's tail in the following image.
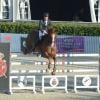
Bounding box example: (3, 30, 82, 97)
(22, 30, 39, 54)
(22, 47, 29, 54)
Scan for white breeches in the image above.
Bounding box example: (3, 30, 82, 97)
(39, 30, 47, 40)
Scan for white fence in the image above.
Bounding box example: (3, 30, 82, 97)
(42, 75, 68, 94)
(0, 33, 99, 53)
(10, 75, 36, 94)
(10, 70, 99, 94)
(74, 75, 99, 93)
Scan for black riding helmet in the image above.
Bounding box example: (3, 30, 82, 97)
(43, 13, 49, 17)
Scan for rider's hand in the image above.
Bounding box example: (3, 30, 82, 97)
(43, 30, 47, 34)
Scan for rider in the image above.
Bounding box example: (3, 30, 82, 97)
(38, 12, 51, 40)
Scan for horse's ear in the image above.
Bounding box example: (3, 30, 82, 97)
(52, 26, 57, 33)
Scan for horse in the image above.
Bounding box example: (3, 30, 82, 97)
(22, 27, 57, 75)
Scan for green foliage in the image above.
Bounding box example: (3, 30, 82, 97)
(53, 23, 100, 36)
(0, 22, 38, 34)
(0, 22, 100, 36)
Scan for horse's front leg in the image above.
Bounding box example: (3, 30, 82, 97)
(52, 57, 56, 75)
(46, 58, 51, 73)
(48, 58, 51, 70)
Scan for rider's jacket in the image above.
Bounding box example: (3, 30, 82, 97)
(39, 19, 51, 32)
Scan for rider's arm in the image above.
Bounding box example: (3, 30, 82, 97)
(39, 20, 43, 31)
(48, 20, 52, 25)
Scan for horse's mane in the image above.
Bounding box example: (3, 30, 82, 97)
(37, 27, 57, 47)
(37, 34, 52, 46)
(47, 26, 57, 34)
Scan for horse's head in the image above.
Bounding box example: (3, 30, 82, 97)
(48, 27, 57, 35)
(47, 27, 57, 47)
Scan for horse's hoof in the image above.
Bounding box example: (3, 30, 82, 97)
(46, 69, 48, 72)
(51, 71, 56, 75)
(53, 68, 56, 72)
(46, 69, 51, 73)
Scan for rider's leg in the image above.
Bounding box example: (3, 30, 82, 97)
(39, 30, 43, 40)
(32, 31, 39, 51)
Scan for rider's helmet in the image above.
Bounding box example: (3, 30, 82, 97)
(43, 12, 49, 17)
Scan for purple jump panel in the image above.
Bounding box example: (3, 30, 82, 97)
(56, 36, 84, 53)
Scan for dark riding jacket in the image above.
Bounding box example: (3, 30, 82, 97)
(39, 20, 51, 31)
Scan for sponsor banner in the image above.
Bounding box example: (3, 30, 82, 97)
(0, 43, 10, 92)
(56, 36, 84, 53)
(21, 37, 27, 52)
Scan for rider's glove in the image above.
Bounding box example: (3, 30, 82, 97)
(43, 30, 47, 34)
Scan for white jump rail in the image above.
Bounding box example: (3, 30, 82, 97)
(11, 53, 99, 58)
(34, 61, 99, 65)
(42, 75, 68, 94)
(56, 53, 99, 57)
(10, 53, 99, 66)
(74, 75, 100, 93)
(11, 61, 99, 66)
(10, 69, 98, 74)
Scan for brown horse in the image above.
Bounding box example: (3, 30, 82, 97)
(22, 27, 57, 75)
